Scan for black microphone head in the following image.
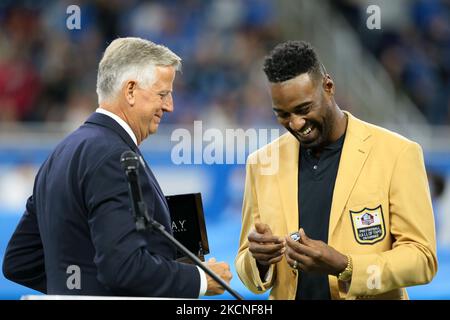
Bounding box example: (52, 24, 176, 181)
(120, 151, 139, 171)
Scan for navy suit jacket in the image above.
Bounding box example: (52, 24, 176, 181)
(2, 113, 200, 297)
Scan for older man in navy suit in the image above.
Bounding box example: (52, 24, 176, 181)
(2, 37, 232, 298)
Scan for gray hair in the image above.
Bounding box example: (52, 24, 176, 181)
(96, 37, 182, 103)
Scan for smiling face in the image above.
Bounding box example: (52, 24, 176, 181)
(125, 65, 176, 144)
(270, 72, 338, 150)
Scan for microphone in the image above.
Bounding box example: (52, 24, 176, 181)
(120, 150, 139, 171)
(120, 151, 148, 231)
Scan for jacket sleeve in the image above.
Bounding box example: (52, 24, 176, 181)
(2, 195, 47, 293)
(84, 148, 200, 298)
(235, 156, 275, 294)
(346, 142, 438, 298)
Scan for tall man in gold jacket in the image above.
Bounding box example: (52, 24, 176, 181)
(235, 41, 437, 300)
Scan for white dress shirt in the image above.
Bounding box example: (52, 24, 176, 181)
(95, 107, 208, 297)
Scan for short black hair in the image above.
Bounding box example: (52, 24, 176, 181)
(263, 40, 323, 83)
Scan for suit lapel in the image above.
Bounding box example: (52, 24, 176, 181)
(276, 133, 300, 235)
(136, 151, 170, 211)
(328, 112, 373, 239)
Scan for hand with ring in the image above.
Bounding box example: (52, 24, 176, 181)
(285, 228, 348, 275)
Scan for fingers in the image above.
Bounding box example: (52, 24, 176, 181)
(248, 239, 285, 266)
(208, 260, 233, 280)
(206, 283, 225, 296)
(285, 253, 303, 271)
(215, 287, 225, 295)
(247, 226, 319, 269)
(255, 222, 271, 235)
(252, 222, 284, 243)
(217, 266, 233, 284)
(209, 262, 233, 283)
(205, 261, 233, 296)
(299, 228, 312, 245)
(285, 235, 321, 259)
(284, 233, 321, 272)
(248, 230, 284, 244)
(285, 249, 314, 272)
(284, 252, 296, 268)
(248, 241, 285, 254)
(285, 245, 314, 265)
(268, 255, 283, 265)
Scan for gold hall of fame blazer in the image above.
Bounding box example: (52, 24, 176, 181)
(235, 111, 437, 300)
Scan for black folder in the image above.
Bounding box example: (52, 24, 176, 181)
(165, 193, 210, 262)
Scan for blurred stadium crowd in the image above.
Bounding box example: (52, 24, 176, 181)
(0, 0, 280, 127)
(0, 0, 449, 127)
(334, 0, 450, 125)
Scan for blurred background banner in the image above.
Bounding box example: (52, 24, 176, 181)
(0, 0, 449, 299)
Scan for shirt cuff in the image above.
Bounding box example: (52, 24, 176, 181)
(196, 266, 208, 297)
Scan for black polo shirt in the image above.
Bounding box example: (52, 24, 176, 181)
(296, 132, 346, 300)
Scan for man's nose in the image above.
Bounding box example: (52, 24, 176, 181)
(289, 115, 306, 131)
(162, 96, 174, 113)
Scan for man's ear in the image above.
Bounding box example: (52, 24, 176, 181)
(124, 80, 137, 106)
(322, 75, 334, 96)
